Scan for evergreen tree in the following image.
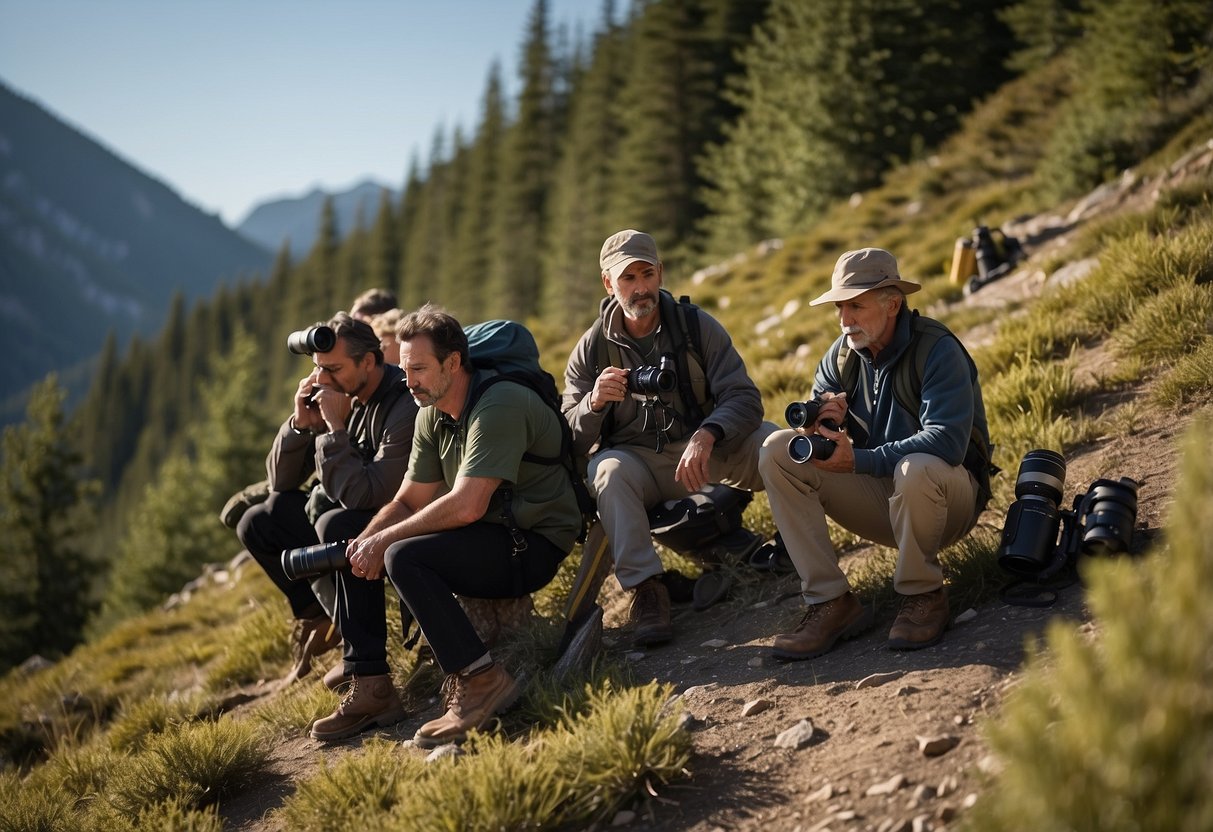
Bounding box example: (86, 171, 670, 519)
(0, 376, 98, 670)
(699, 0, 1010, 257)
(310, 196, 342, 315)
(401, 128, 451, 311)
(1038, 0, 1213, 197)
(396, 156, 424, 310)
(605, 0, 769, 264)
(487, 0, 559, 320)
(448, 64, 506, 322)
(96, 334, 273, 626)
(435, 127, 470, 314)
(999, 0, 1084, 72)
(541, 0, 628, 331)
(368, 189, 401, 298)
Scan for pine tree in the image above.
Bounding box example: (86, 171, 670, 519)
(487, 0, 559, 320)
(604, 0, 769, 264)
(448, 64, 506, 322)
(368, 189, 401, 298)
(401, 128, 451, 311)
(97, 334, 273, 626)
(699, 0, 1009, 257)
(541, 0, 627, 331)
(0, 376, 99, 670)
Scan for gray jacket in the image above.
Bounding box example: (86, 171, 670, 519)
(267, 363, 417, 510)
(562, 297, 763, 457)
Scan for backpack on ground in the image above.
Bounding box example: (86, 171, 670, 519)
(463, 319, 596, 541)
(834, 310, 1000, 512)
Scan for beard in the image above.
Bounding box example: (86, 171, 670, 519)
(409, 372, 451, 408)
(621, 293, 658, 318)
(842, 325, 873, 350)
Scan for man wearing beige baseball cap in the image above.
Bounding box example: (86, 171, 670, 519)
(562, 230, 778, 647)
(758, 247, 995, 658)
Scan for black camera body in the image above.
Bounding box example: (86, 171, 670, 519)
(628, 355, 677, 396)
(287, 325, 337, 355)
(281, 540, 350, 581)
(997, 449, 1138, 580)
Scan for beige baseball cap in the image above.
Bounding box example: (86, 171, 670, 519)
(600, 229, 660, 279)
(809, 247, 921, 306)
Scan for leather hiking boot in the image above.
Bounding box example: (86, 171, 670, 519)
(628, 576, 673, 647)
(888, 587, 950, 650)
(280, 616, 341, 687)
(310, 674, 406, 741)
(414, 663, 521, 749)
(772, 591, 873, 661)
(322, 660, 348, 691)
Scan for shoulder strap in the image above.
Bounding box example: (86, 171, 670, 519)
(658, 289, 707, 428)
(364, 370, 411, 457)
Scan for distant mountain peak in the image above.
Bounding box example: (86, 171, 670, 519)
(237, 180, 397, 257)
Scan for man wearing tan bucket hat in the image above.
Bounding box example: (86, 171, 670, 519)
(758, 247, 994, 658)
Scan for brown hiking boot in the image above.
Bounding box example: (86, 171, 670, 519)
(310, 674, 406, 741)
(414, 663, 521, 749)
(322, 660, 348, 691)
(628, 576, 673, 647)
(771, 591, 873, 660)
(280, 615, 341, 687)
(888, 587, 950, 650)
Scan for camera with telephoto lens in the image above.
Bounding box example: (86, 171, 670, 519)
(628, 355, 677, 396)
(784, 398, 839, 462)
(286, 325, 337, 355)
(997, 448, 1139, 580)
(281, 540, 350, 581)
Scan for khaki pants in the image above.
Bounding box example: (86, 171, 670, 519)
(758, 429, 979, 603)
(589, 422, 779, 589)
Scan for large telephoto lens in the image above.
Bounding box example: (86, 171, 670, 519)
(785, 400, 821, 430)
(1014, 449, 1066, 503)
(1079, 477, 1138, 556)
(997, 449, 1067, 576)
(281, 540, 349, 581)
(286, 325, 337, 355)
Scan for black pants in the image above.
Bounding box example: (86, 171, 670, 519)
(373, 522, 568, 675)
(236, 490, 374, 619)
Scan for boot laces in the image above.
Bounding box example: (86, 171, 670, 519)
(440, 674, 465, 711)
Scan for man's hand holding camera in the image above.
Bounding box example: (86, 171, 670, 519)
(346, 534, 387, 580)
(589, 366, 630, 412)
(292, 369, 353, 434)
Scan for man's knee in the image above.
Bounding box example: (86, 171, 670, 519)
(588, 450, 650, 497)
(893, 453, 952, 491)
(758, 428, 794, 477)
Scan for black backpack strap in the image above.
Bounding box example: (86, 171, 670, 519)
(658, 289, 706, 430)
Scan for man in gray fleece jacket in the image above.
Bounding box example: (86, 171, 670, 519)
(562, 230, 777, 646)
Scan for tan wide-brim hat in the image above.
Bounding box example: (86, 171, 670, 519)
(809, 247, 922, 306)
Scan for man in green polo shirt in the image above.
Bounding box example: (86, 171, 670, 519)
(310, 304, 580, 746)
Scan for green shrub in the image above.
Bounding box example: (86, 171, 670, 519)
(1156, 338, 1213, 406)
(279, 739, 421, 831)
(970, 418, 1213, 832)
(1111, 281, 1213, 366)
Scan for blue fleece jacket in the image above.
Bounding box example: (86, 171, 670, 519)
(812, 307, 990, 479)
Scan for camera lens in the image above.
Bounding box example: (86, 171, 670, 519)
(785, 400, 821, 430)
(787, 433, 836, 463)
(1014, 449, 1066, 503)
(281, 540, 350, 581)
(1079, 477, 1138, 556)
(628, 364, 677, 395)
(286, 325, 338, 355)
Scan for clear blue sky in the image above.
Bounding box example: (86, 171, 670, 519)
(0, 0, 601, 226)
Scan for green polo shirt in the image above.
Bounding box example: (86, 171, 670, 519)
(408, 370, 581, 553)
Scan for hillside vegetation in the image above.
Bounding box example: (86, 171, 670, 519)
(1, 0, 1212, 828)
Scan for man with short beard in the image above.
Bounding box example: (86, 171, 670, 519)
(562, 230, 776, 647)
(758, 248, 992, 659)
(236, 312, 417, 687)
